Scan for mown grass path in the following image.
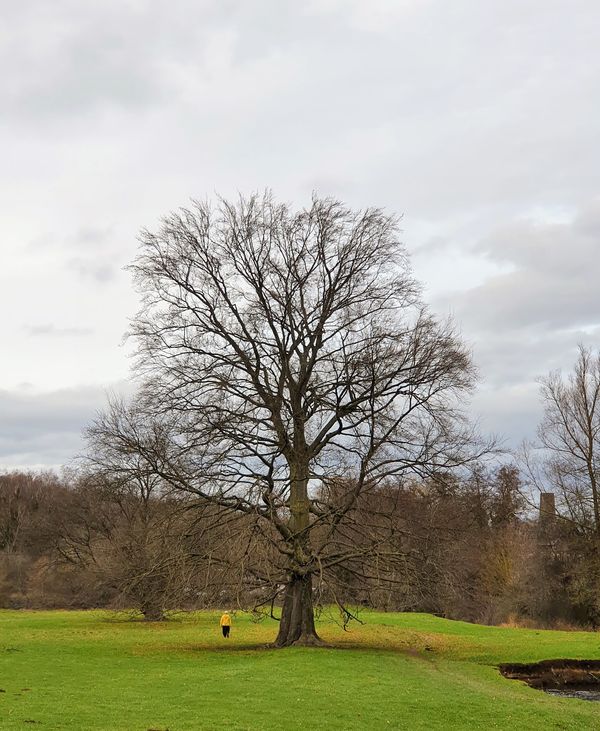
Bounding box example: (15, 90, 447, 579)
(2, 609, 600, 729)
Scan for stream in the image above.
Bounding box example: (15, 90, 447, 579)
(499, 659, 600, 701)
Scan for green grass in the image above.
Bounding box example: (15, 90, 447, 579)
(2, 609, 600, 730)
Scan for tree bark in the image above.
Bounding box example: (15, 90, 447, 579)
(289, 462, 310, 534)
(275, 572, 323, 647)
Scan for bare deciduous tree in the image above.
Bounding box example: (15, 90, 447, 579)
(536, 346, 600, 535)
(57, 418, 205, 621)
(0, 471, 71, 607)
(101, 193, 482, 645)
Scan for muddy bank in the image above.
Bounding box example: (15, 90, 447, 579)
(499, 659, 600, 700)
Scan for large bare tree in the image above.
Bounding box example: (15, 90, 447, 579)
(106, 193, 480, 645)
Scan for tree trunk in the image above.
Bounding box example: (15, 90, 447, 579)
(277, 458, 322, 646)
(275, 572, 323, 647)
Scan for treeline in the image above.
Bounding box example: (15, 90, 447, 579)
(1, 465, 598, 628)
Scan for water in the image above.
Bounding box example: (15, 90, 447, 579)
(500, 660, 600, 701)
(545, 688, 600, 702)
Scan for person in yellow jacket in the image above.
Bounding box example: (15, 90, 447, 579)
(220, 611, 232, 638)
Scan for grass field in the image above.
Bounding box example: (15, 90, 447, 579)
(2, 609, 600, 730)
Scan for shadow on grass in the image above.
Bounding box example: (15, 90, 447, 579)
(101, 610, 194, 624)
(177, 640, 438, 657)
(183, 642, 279, 654)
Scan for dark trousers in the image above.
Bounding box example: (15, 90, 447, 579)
(222, 625, 230, 638)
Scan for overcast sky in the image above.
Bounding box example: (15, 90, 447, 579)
(2, 0, 599, 470)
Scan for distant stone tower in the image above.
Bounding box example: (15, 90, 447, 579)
(539, 492, 556, 528)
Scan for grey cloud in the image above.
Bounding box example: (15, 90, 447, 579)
(412, 237, 453, 255)
(25, 324, 93, 337)
(4, 0, 598, 226)
(439, 203, 600, 333)
(473, 200, 600, 275)
(428, 204, 600, 446)
(73, 226, 115, 249)
(3, 2, 181, 120)
(470, 327, 600, 390)
(464, 334, 598, 450)
(457, 270, 599, 333)
(2, 0, 294, 123)
(63, 226, 122, 283)
(0, 384, 128, 470)
(26, 225, 121, 283)
(28, 226, 114, 252)
(471, 383, 541, 451)
(66, 257, 117, 283)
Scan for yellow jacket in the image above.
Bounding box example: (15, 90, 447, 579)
(220, 613, 231, 627)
